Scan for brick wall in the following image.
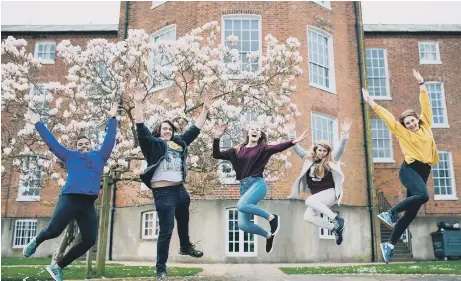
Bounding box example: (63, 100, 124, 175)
(364, 33, 461, 215)
(1, 33, 118, 218)
(114, 1, 369, 207)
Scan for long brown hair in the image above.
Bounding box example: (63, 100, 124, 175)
(399, 109, 423, 128)
(235, 124, 268, 152)
(151, 120, 178, 138)
(307, 140, 335, 177)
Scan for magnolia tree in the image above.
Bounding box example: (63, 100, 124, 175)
(2, 21, 303, 201)
(2, 21, 303, 266)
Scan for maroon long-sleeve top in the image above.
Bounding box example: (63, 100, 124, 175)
(213, 138, 294, 180)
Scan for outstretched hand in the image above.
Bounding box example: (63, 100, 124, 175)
(292, 129, 308, 144)
(362, 87, 371, 102)
(202, 97, 213, 112)
(413, 68, 424, 84)
(131, 80, 144, 104)
(25, 109, 41, 125)
(341, 118, 352, 133)
(214, 124, 227, 139)
(108, 103, 119, 118)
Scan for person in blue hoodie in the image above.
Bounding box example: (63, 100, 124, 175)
(22, 103, 118, 281)
(133, 89, 211, 281)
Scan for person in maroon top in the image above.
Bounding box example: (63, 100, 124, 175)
(213, 123, 308, 253)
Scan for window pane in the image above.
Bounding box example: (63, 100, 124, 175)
(224, 17, 260, 72)
(433, 152, 453, 196)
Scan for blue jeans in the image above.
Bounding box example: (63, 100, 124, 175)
(153, 185, 191, 275)
(237, 177, 271, 238)
(36, 194, 98, 268)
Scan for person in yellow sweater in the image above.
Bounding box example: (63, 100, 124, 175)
(362, 69, 439, 264)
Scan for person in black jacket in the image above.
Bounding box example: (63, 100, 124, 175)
(134, 88, 211, 281)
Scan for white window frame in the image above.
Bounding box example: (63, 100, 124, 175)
(149, 24, 176, 93)
(12, 219, 38, 248)
(17, 156, 41, 202)
(34, 41, 56, 64)
(311, 112, 338, 146)
(426, 82, 450, 128)
(312, 1, 332, 10)
(307, 26, 336, 94)
(141, 211, 160, 239)
(221, 14, 262, 73)
(318, 212, 336, 239)
(371, 119, 395, 163)
(433, 151, 458, 201)
(151, 1, 167, 9)
(366, 48, 391, 100)
(418, 41, 441, 65)
(225, 208, 258, 257)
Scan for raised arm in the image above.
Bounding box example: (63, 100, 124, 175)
(194, 98, 212, 130)
(413, 69, 432, 127)
(264, 141, 295, 155)
(25, 109, 70, 162)
(212, 124, 233, 160)
(293, 144, 308, 159)
(177, 124, 201, 146)
(334, 118, 351, 161)
(212, 138, 234, 160)
(133, 84, 145, 124)
(362, 88, 406, 137)
(290, 129, 309, 159)
(99, 103, 118, 161)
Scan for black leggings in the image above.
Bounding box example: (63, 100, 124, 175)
(388, 160, 431, 245)
(36, 194, 98, 268)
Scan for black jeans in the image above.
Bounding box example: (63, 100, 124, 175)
(36, 194, 98, 268)
(388, 160, 431, 245)
(153, 185, 191, 275)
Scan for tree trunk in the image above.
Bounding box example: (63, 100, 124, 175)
(51, 220, 80, 265)
(96, 175, 112, 275)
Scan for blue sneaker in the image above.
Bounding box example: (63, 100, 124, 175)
(333, 217, 346, 245)
(23, 237, 38, 258)
(46, 264, 63, 281)
(380, 242, 394, 264)
(377, 212, 395, 229)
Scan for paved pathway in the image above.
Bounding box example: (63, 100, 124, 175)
(97, 262, 461, 281)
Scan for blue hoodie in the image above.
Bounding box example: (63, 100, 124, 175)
(35, 118, 117, 196)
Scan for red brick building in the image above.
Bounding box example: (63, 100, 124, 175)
(1, 2, 459, 263)
(364, 24, 461, 260)
(1, 24, 118, 257)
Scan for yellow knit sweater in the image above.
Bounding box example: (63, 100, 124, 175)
(372, 88, 439, 166)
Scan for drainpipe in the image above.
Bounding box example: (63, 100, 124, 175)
(123, 1, 130, 40)
(109, 1, 129, 262)
(354, 1, 377, 262)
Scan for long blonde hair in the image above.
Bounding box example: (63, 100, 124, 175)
(307, 140, 335, 177)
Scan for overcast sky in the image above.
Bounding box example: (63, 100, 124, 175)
(1, 1, 461, 26)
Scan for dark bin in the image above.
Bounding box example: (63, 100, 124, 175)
(430, 230, 461, 260)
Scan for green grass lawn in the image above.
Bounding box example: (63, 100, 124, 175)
(280, 261, 461, 275)
(1, 257, 85, 266)
(0, 257, 125, 266)
(1, 265, 202, 281)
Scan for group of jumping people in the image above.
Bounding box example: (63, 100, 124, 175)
(22, 69, 438, 281)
